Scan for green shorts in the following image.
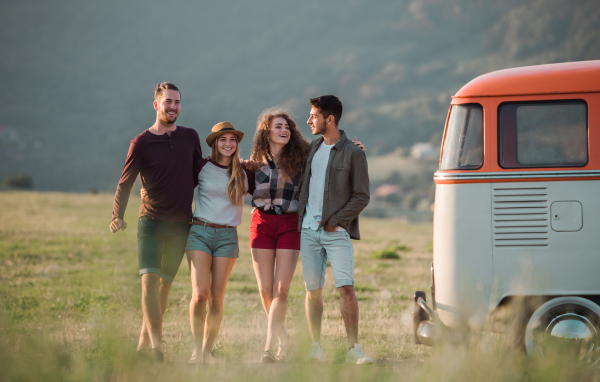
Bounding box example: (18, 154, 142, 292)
(186, 224, 239, 258)
(137, 216, 190, 282)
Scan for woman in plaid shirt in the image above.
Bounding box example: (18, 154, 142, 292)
(249, 107, 309, 363)
(249, 107, 364, 362)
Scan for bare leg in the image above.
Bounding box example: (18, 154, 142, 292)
(187, 250, 212, 359)
(265, 249, 299, 352)
(252, 248, 293, 351)
(338, 285, 359, 347)
(305, 288, 323, 344)
(138, 278, 172, 350)
(139, 273, 163, 352)
(202, 256, 236, 361)
(251, 248, 275, 315)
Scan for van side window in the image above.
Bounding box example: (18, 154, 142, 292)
(499, 101, 588, 168)
(440, 104, 483, 170)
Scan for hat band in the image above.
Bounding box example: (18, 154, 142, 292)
(217, 128, 235, 132)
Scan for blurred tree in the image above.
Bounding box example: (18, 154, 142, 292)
(401, 192, 421, 210)
(3, 174, 33, 190)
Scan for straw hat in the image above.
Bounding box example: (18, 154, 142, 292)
(205, 121, 244, 147)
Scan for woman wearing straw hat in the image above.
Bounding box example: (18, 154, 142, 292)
(186, 122, 255, 364)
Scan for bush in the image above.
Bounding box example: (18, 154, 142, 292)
(362, 208, 387, 218)
(2, 173, 33, 189)
(391, 243, 411, 252)
(371, 249, 400, 259)
(370, 241, 410, 260)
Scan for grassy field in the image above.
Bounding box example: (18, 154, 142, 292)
(0, 192, 595, 381)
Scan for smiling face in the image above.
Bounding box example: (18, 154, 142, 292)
(307, 106, 327, 135)
(154, 89, 180, 125)
(217, 133, 238, 158)
(268, 117, 291, 146)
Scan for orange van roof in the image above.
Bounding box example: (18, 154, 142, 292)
(453, 60, 600, 98)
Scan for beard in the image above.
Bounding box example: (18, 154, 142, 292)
(312, 120, 327, 135)
(160, 109, 179, 124)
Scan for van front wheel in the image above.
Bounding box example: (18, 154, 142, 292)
(525, 296, 600, 360)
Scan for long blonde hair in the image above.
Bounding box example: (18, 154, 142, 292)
(210, 136, 246, 207)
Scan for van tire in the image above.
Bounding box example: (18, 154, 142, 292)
(502, 296, 542, 352)
(525, 296, 600, 358)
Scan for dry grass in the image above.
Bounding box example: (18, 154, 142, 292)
(1, 191, 595, 381)
(0, 192, 431, 356)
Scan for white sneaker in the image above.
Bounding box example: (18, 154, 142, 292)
(346, 343, 373, 364)
(307, 342, 325, 362)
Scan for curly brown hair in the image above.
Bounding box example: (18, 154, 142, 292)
(250, 107, 310, 181)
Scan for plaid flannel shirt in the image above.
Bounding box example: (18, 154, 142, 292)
(252, 157, 300, 214)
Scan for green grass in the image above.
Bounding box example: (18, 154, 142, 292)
(370, 241, 410, 260)
(0, 191, 596, 381)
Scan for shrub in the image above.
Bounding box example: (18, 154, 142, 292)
(3, 173, 33, 189)
(371, 249, 400, 260)
(370, 241, 410, 260)
(392, 243, 410, 252)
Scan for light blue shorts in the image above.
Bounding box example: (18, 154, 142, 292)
(300, 228, 354, 290)
(186, 224, 239, 258)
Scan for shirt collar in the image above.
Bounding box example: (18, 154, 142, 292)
(333, 130, 347, 150)
(311, 129, 347, 156)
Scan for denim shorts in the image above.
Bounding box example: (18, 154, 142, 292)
(137, 216, 190, 282)
(186, 224, 239, 258)
(300, 227, 354, 290)
(249, 210, 301, 250)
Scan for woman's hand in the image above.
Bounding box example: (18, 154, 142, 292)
(353, 137, 365, 152)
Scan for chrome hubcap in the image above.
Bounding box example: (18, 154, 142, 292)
(530, 305, 599, 359)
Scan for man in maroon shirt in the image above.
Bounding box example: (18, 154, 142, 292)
(110, 82, 202, 361)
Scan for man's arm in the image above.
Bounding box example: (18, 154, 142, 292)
(325, 149, 370, 230)
(110, 142, 142, 232)
(192, 131, 203, 188)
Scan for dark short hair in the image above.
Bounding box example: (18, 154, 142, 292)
(154, 82, 180, 100)
(309, 95, 343, 126)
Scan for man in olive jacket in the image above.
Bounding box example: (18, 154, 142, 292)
(297, 95, 372, 364)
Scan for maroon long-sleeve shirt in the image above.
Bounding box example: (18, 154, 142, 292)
(112, 126, 203, 223)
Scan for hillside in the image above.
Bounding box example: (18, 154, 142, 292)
(1, 0, 599, 192)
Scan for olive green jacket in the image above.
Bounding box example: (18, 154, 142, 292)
(297, 130, 370, 240)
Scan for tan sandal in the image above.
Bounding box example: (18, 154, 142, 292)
(261, 350, 277, 363)
(275, 332, 290, 362)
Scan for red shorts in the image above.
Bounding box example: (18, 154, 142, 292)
(249, 209, 301, 250)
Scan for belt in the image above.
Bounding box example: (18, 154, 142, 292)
(189, 217, 234, 229)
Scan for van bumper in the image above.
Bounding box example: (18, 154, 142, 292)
(413, 291, 446, 346)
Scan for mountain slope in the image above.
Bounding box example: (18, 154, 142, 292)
(1, 0, 598, 191)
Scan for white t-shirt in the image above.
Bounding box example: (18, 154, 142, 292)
(193, 159, 249, 227)
(302, 141, 345, 231)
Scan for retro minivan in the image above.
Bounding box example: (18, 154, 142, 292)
(413, 60, 600, 356)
